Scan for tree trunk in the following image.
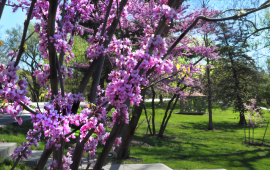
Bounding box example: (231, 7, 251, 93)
(161, 95, 179, 137)
(267, 99, 270, 106)
(228, 53, 246, 125)
(93, 120, 124, 170)
(100, 77, 105, 89)
(207, 58, 213, 130)
(239, 111, 246, 125)
(159, 94, 163, 104)
(32, 75, 40, 102)
(151, 86, 156, 135)
(116, 89, 146, 159)
(115, 123, 130, 159)
(158, 94, 178, 138)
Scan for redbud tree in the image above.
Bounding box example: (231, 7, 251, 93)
(244, 99, 265, 144)
(0, 0, 269, 169)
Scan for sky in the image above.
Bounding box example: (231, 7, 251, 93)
(0, 0, 270, 71)
(185, 0, 270, 71)
(1, 6, 28, 37)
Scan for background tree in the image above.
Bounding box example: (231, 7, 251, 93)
(201, 21, 263, 125)
(0, 24, 42, 102)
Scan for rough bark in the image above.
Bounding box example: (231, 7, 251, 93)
(35, 147, 53, 170)
(116, 89, 146, 159)
(93, 120, 125, 170)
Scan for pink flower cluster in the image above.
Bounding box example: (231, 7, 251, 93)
(0, 61, 31, 124)
(61, 65, 74, 79)
(33, 64, 73, 89)
(244, 99, 265, 128)
(145, 35, 167, 57)
(52, 92, 84, 114)
(107, 37, 132, 56)
(11, 129, 41, 163)
(152, 4, 177, 22)
(86, 43, 106, 61)
(33, 64, 50, 88)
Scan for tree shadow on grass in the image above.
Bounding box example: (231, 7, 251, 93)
(131, 140, 270, 170)
(132, 134, 206, 149)
(183, 121, 245, 132)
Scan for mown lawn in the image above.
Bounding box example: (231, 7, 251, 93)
(129, 102, 270, 170)
(1, 102, 270, 170)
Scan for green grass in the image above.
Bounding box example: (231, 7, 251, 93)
(1, 102, 270, 170)
(129, 102, 270, 170)
(0, 121, 46, 150)
(0, 157, 34, 170)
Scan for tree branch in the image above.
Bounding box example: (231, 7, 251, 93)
(14, 0, 37, 67)
(162, 3, 270, 60)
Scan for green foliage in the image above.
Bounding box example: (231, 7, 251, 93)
(64, 36, 90, 95)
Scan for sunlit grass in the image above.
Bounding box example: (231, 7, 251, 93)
(130, 102, 270, 170)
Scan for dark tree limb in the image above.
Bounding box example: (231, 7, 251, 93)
(93, 119, 124, 170)
(35, 147, 53, 170)
(0, 0, 7, 19)
(14, 0, 37, 67)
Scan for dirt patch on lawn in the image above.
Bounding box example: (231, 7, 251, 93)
(105, 156, 143, 165)
(130, 140, 152, 147)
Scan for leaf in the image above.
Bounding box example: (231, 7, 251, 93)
(24, 44, 27, 51)
(176, 64, 181, 70)
(0, 40, 3, 47)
